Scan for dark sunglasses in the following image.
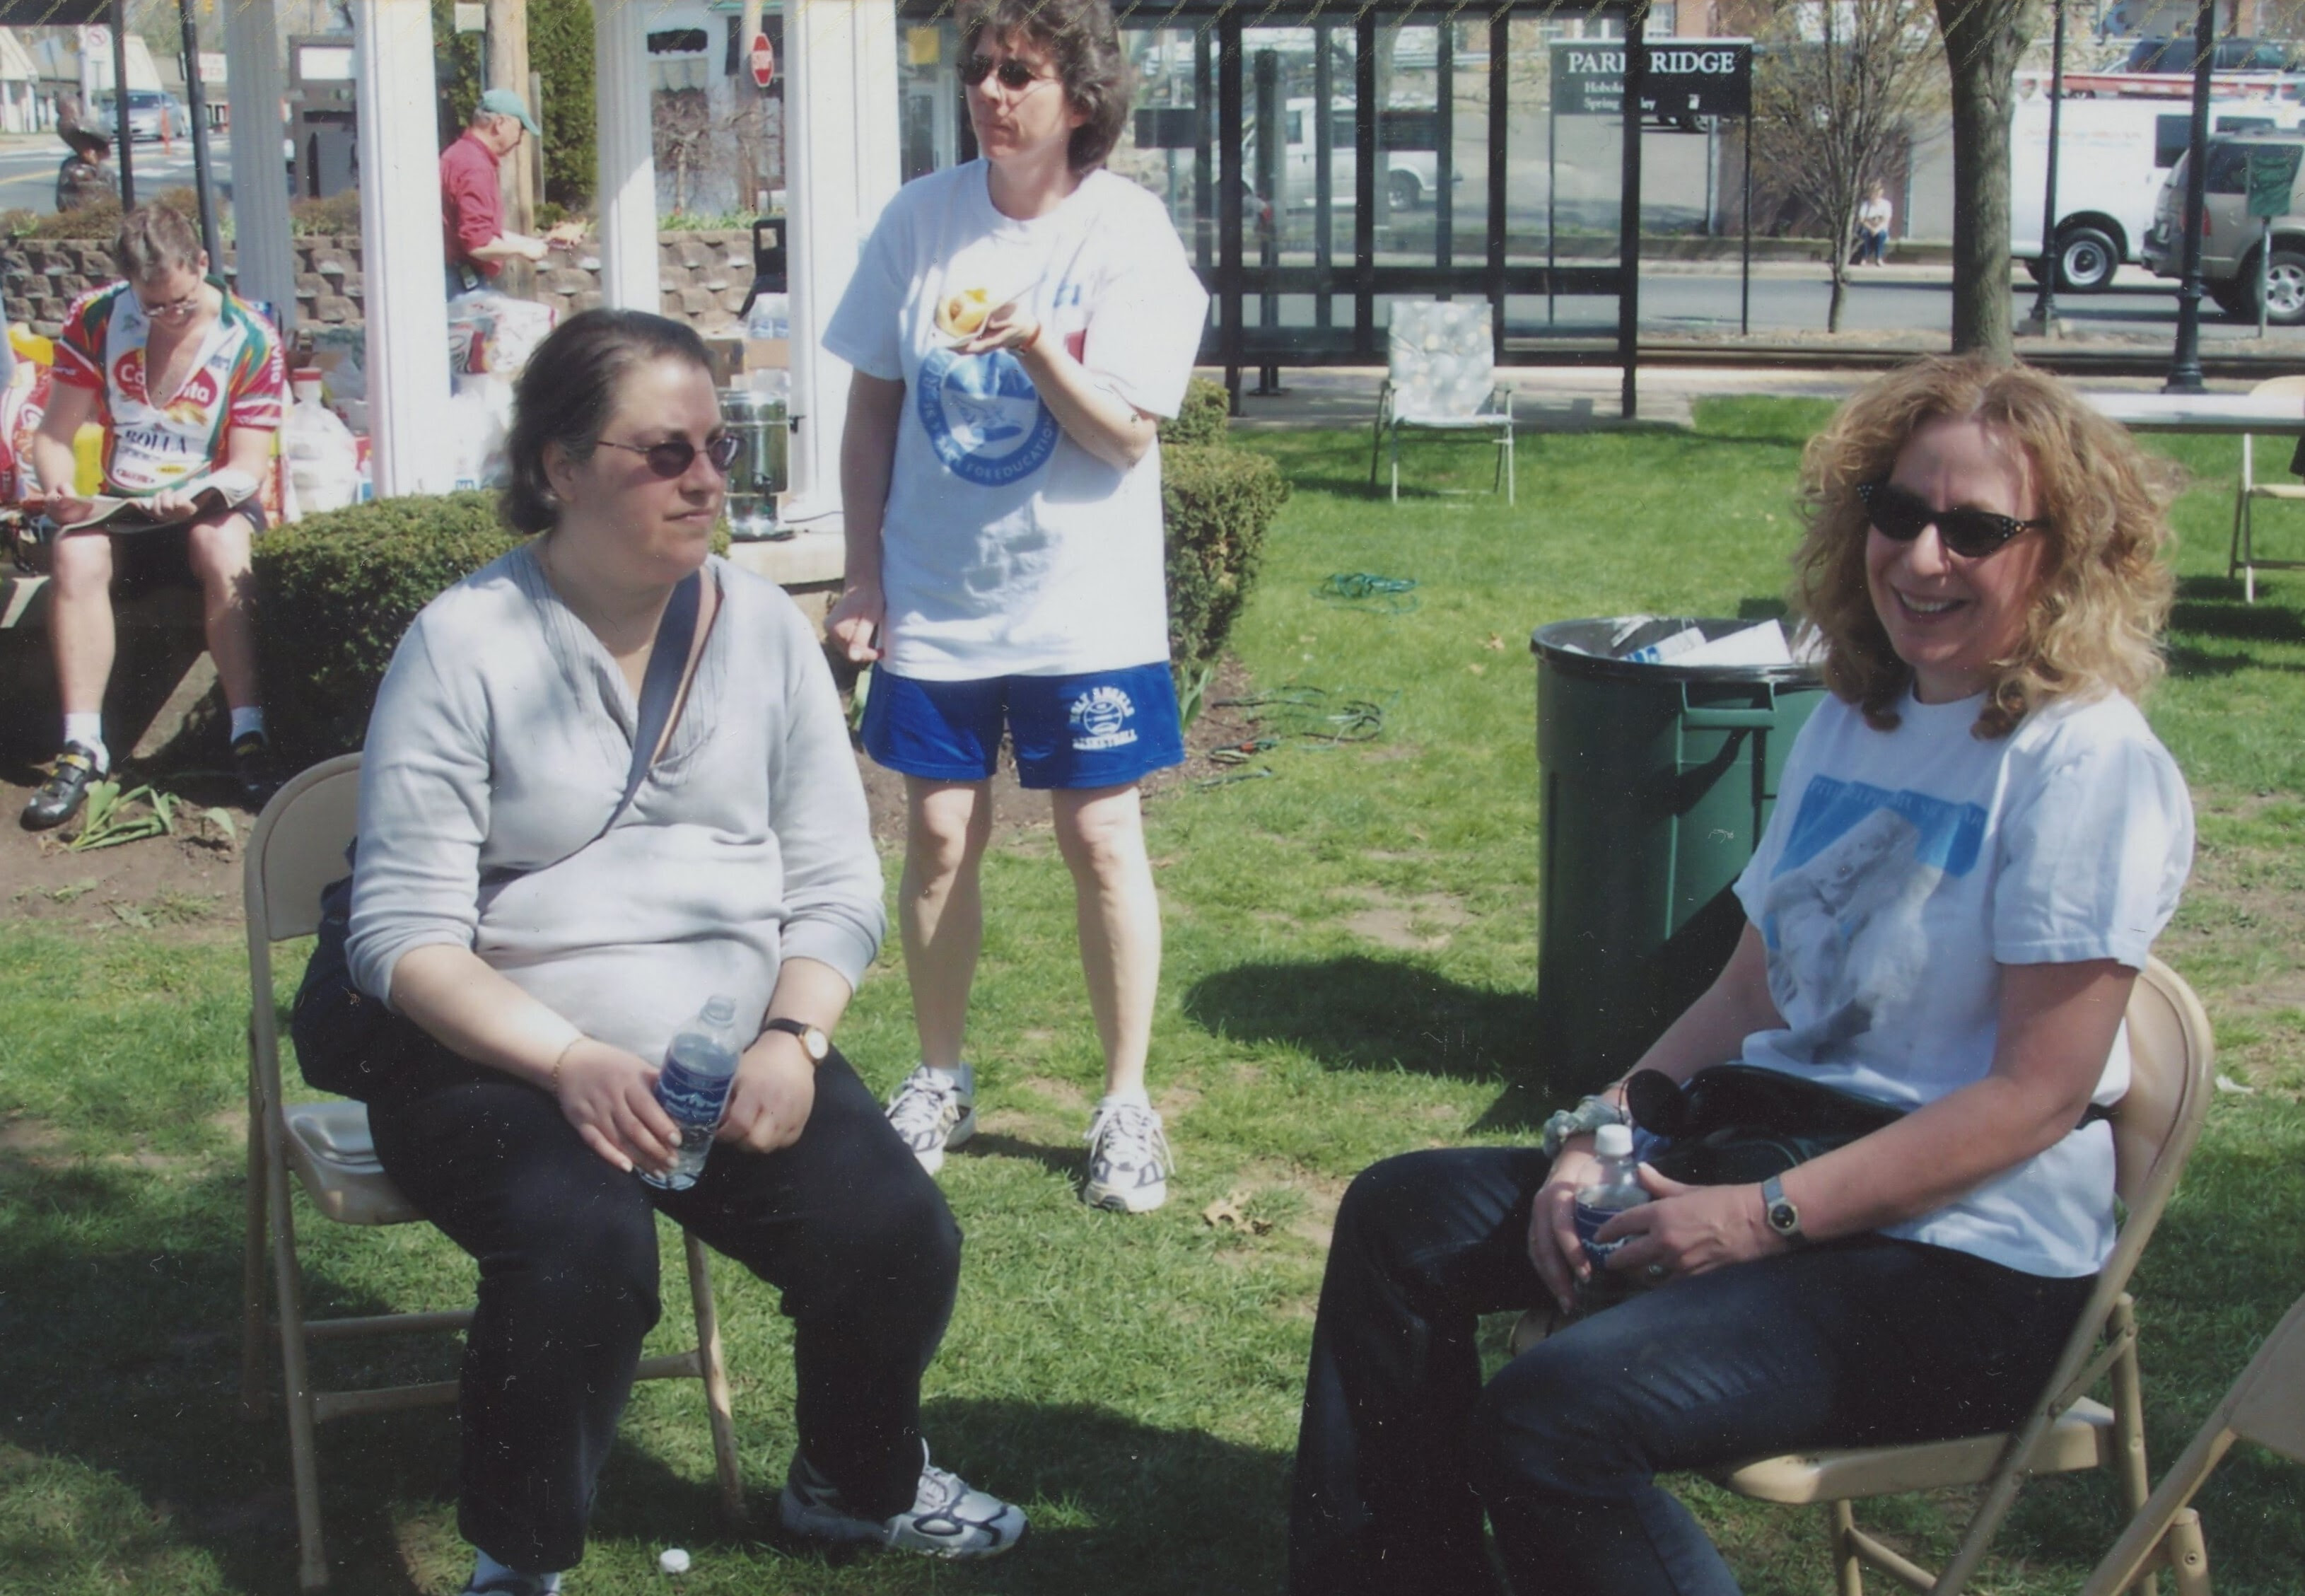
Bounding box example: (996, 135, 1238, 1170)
(596, 435, 741, 478)
(1857, 479, 2047, 560)
(959, 54, 1051, 91)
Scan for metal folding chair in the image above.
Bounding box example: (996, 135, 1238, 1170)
(1369, 299, 1515, 505)
(238, 754, 741, 1590)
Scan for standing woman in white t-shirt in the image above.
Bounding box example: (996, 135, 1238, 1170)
(1288, 357, 2195, 1592)
(823, 0, 1208, 1212)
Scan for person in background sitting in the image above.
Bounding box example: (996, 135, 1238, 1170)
(21, 202, 284, 831)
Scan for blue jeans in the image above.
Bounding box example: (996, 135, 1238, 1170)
(1287, 1147, 2091, 1595)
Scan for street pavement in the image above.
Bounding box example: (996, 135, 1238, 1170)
(0, 129, 233, 216)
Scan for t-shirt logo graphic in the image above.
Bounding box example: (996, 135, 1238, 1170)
(112, 349, 147, 406)
(916, 346, 1058, 487)
(1070, 685, 1139, 751)
(166, 367, 220, 426)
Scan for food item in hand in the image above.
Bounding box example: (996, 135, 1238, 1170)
(936, 286, 993, 339)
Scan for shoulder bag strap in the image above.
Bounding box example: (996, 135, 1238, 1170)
(609, 567, 703, 832)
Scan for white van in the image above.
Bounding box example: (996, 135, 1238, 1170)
(1265, 98, 1461, 211)
(2009, 92, 2305, 291)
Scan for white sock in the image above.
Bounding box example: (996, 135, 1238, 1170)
(61, 713, 107, 772)
(923, 1061, 973, 1095)
(470, 1549, 561, 1592)
(1100, 1085, 1152, 1112)
(229, 706, 267, 744)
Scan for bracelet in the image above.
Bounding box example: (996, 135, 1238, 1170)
(1541, 1093, 1630, 1159)
(549, 1036, 584, 1098)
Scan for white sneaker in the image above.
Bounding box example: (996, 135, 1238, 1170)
(885, 1065, 974, 1175)
(779, 1446, 1027, 1560)
(1083, 1100, 1173, 1212)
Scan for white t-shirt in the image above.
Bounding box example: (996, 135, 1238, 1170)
(824, 162, 1210, 680)
(1858, 197, 1893, 234)
(1731, 689, 2193, 1277)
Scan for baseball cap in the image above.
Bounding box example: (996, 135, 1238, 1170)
(478, 88, 540, 136)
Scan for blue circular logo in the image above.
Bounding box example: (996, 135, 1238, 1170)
(916, 346, 1058, 487)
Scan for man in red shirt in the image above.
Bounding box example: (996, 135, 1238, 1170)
(442, 88, 578, 296)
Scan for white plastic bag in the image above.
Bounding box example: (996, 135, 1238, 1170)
(283, 394, 361, 516)
(445, 373, 515, 489)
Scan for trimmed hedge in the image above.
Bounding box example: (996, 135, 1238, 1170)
(255, 377, 1280, 760)
(1161, 377, 1282, 673)
(253, 492, 520, 761)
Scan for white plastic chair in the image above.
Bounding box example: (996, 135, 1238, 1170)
(238, 754, 742, 1590)
(2227, 373, 2305, 603)
(1370, 299, 1515, 505)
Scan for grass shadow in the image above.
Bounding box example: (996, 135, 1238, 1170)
(2171, 581, 2305, 646)
(955, 1131, 1083, 1186)
(1183, 954, 1538, 1087)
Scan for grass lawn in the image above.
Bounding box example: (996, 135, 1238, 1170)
(2, 399, 2301, 1594)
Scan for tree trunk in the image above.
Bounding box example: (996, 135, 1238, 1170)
(487, 0, 535, 298)
(1829, 239, 1850, 332)
(1936, 0, 2029, 362)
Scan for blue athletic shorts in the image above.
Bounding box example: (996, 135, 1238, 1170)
(861, 661, 1186, 791)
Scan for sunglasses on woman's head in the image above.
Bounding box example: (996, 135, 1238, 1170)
(595, 435, 742, 478)
(959, 54, 1051, 90)
(1857, 479, 2047, 560)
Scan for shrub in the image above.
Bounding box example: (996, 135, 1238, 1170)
(1162, 442, 1286, 674)
(255, 494, 737, 761)
(289, 192, 361, 238)
(253, 492, 520, 761)
(1160, 375, 1233, 449)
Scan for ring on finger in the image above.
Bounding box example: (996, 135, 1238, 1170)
(1645, 1262, 1669, 1282)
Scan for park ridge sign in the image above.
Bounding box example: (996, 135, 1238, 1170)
(1551, 38, 1753, 120)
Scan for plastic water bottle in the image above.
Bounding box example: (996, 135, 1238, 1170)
(641, 995, 745, 1192)
(1571, 1124, 1651, 1310)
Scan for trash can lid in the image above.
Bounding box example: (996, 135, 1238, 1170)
(1530, 617, 1825, 687)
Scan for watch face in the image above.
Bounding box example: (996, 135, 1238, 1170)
(1769, 1201, 1799, 1235)
(801, 1027, 829, 1061)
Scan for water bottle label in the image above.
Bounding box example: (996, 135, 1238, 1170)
(1573, 1199, 1632, 1271)
(657, 1055, 735, 1128)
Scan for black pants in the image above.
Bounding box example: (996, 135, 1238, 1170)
(1286, 1147, 2092, 1596)
(363, 1039, 959, 1573)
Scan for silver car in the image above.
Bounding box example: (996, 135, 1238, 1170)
(2142, 131, 2305, 323)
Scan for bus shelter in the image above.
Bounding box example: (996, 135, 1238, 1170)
(893, 0, 1664, 412)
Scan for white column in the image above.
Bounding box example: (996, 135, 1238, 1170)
(223, 0, 295, 333)
(781, 0, 903, 524)
(593, 1, 660, 313)
(355, 0, 454, 496)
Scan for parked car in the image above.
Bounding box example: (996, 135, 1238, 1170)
(2123, 35, 2301, 74)
(91, 90, 192, 144)
(2141, 130, 2305, 323)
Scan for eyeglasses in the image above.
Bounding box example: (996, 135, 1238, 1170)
(1857, 479, 2048, 560)
(959, 54, 1054, 91)
(137, 291, 202, 320)
(595, 435, 741, 478)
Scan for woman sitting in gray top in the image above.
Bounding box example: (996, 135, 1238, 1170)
(340, 310, 1026, 1595)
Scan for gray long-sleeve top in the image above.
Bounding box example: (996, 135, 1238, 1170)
(347, 544, 885, 1064)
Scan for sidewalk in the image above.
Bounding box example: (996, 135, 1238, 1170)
(1206, 359, 2269, 434)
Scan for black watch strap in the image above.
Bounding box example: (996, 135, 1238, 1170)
(763, 1017, 829, 1062)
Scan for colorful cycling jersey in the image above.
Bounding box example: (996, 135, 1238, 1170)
(52, 279, 284, 495)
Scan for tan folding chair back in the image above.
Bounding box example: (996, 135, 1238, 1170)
(2228, 373, 2305, 602)
(2078, 1290, 2305, 1596)
(238, 754, 741, 1590)
(1713, 956, 2216, 1596)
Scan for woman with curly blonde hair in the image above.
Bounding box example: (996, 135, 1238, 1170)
(1289, 356, 2196, 1595)
(1793, 354, 2176, 738)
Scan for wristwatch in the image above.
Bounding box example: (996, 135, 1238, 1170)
(1761, 1175, 1805, 1245)
(763, 1018, 830, 1064)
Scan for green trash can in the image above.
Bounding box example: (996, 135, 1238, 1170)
(1531, 618, 1826, 1098)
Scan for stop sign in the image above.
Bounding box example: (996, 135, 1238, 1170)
(749, 33, 776, 90)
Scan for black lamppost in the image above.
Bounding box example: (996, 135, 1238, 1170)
(2165, 0, 2217, 393)
(2022, 0, 2067, 336)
